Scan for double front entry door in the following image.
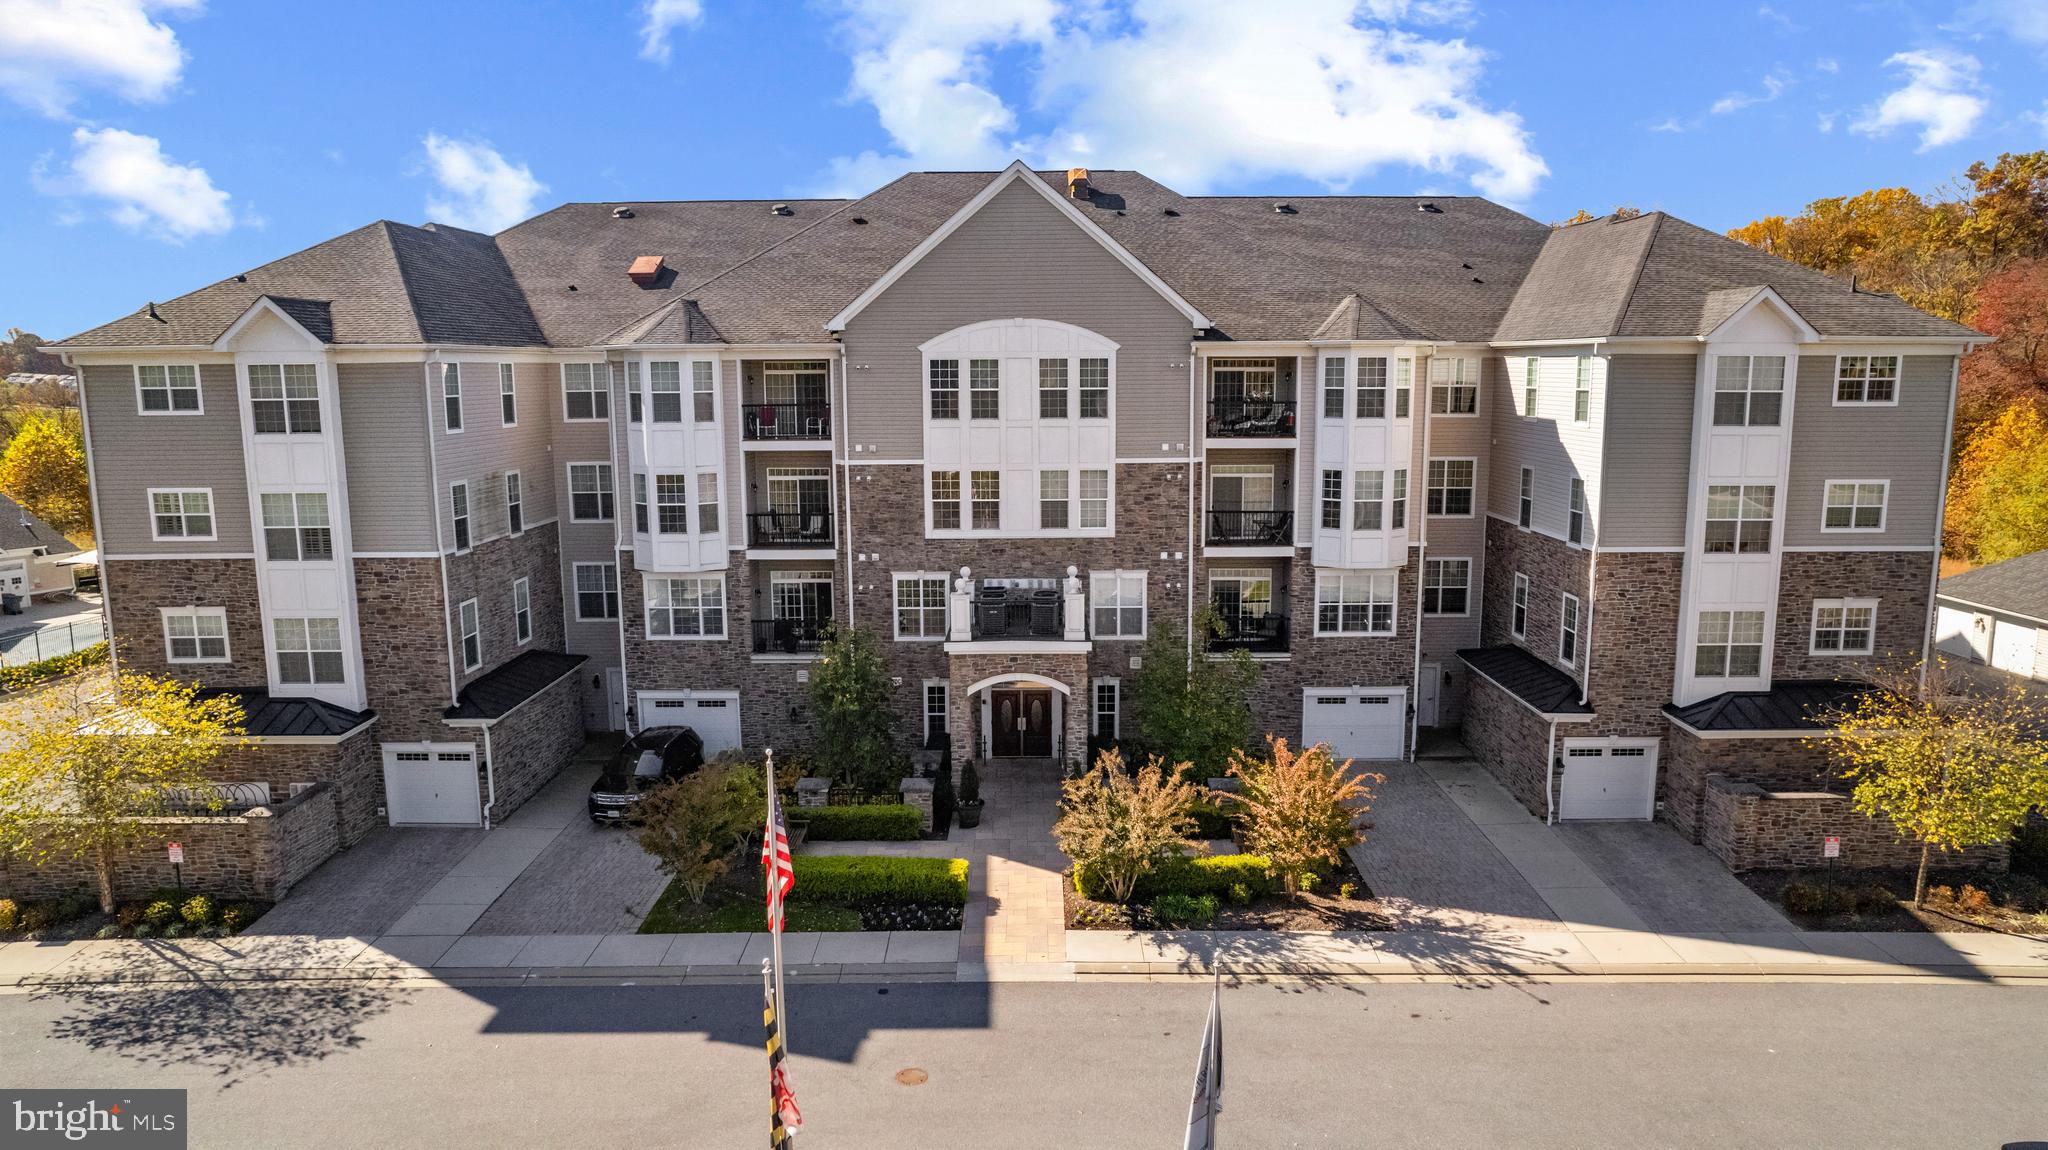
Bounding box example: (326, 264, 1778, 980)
(989, 688, 1054, 758)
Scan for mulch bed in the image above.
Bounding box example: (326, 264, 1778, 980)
(1064, 852, 1397, 932)
(1739, 867, 2048, 935)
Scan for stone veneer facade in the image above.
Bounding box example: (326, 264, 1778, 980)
(1700, 773, 2007, 873)
(1661, 730, 1843, 840)
(1771, 550, 1933, 680)
(1462, 673, 1560, 816)
(944, 650, 1091, 775)
(475, 669, 588, 823)
(104, 558, 268, 689)
(445, 521, 567, 693)
(353, 556, 453, 744)
(210, 729, 380, 847)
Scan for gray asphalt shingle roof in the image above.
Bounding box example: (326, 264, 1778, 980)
(1938, 551, 2048, 623)
(0, 491, 78, 555)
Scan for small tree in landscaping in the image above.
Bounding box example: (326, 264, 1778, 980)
(1126, 606, 1258, 780)
(809, 625, 904, 790)
(0, 673, 245, 913)
(1822, 661, 2048, 907)
(634, 763, 749, 905)
(1227, 737, 1382, 896)
(1052, 748, 1200, 904)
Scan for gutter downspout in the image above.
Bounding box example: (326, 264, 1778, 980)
(423, 356, 459, 709)
(837, 342, 857, 643)
(1543, 718, 1558, 824)
(66, 351, 118, 675)
(1187, 344, 1198, 671)
(1579, 345, 1605, 706)
(1920, 351, 1964, 697)
(614, 356, 633, 735)
(481, 723, 498, 829)
(1408, 351, 1432, 762)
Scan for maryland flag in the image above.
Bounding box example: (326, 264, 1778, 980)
(764, 959, 803, 1147)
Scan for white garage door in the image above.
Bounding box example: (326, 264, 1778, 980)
(1558, 739, 1658, 820)
(637, 690, 743, 754)
(381, 743, 481, 826)
(1301, 689, 1406, 761)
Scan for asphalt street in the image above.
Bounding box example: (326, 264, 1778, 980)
(0, 977, 2044, 1148)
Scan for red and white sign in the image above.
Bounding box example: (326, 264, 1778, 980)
(1822, 836, 1841, 859)
(166, 842, 184, 865)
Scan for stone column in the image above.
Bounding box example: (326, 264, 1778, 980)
(1063, 565, 1086, 641)
(899, 777, 935, 833)
(795, 778, 831, 808)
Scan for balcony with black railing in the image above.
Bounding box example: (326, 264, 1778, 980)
(746, 509, 834, 548)
(969, 586, 1067, 640)
(1208, 604, 1291, 654)
(1206, 398, 1298, 439)
(1206, 509, 1294, 547)
(752, 616, 829, 655)
(742, 402, 832, 441)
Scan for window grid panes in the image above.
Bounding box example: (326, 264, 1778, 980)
(562, 363, 610, 420)
(1568, 479, 1585, 544)
(569, 463, 615, 522)
(1315, 571, 1397, 635)
(654, 475, 689, 533)
(1511, 573, 1528, 637)
(513, 579, 532, 644)
(970, 471, 999, 530)
(1712, 355, 1785, 427)
(1560, 595, 1582, 665)
(152, 490, 213, 539)
(1323, 358, 1346, 419)
(450, 483, 470, 551)
(1695, 610, 1765, 677)
(138, 364, 200, 412)
(1391, 469, 1407, 530)
(274, 617, 344, 684)
(506, 472, 523, 535)
(1574, 357, 1592, 422)
(1423, 558, 1470, 615)
(1040, 470, 1069, 529)
(1429, 358, 1477, 414)
(1704, 484, 1775, 553)
(648, 576, 726, 638)
(261, 492, 332, 562)
(163, 609, 227, 662)
(1090, 571, 1146, 638)
(1039, 359, 1068, 419)
(1394, 360, 1412, 418)
(1353, 471, 1383, 530)
(968, 359, 999, 419)
(1812, 600, 1876, 654)
(249, 364, 320, 434)
(1427, 459, 1475, 516)
(1079, 469, 1109, 529)
(1518, 468, 1533, 528)
(1356, 358, 1387, 419)
(459, 600, 481, 670)
(442, 365, 462, 432)
(693, 362, 715, 422)
(1079, 358, 1109, 418)
(1823, 482, 1886, 530)
(575, 563, 620, 620)
(1321, 470, 1342, 529)
(696, 472, 719, 534)
(1523, 358, 1539, 416)
(649, 361, 683, 423)
(1836, 355, 1898, 404)
(500, 364, 516, 425)
(931, 471, 961, 530)
(896, 577, 948, 638)
(929, 360, 959, 419)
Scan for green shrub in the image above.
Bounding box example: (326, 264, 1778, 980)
(94, 924, 121, 940)
(179, 894, 215, 927)
(218, 902, 261, 933)
(142, 899, 178, 928)
(131, 923, 154, 939)
(1783, 880, 1880, 916)
(1226, 882, 1252, 906)
(51, 896, 88, 923)
(959, 762, 981, 806)
(1854, 884, 1897, 914)
(1338, 882, 1359, 901)
(0, 641, 108, 693)
(1187, 801, 1238, 840)
(0, 898, 17, 932)
(789, 856, 969, 907)
(17, 903, 51, 933)
(162, 923, 185, 939)
(2000, 874, 2046, 913)
(2010, 820, 2048, 881)
(1075, 853, 1274, 902)
(798, 804, 923, 842)
(1152, 892, 1219, 926)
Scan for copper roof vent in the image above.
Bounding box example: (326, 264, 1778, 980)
(1067, 167, 1090, 199)
(628, 255, 664, 286)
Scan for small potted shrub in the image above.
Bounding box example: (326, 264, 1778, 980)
(956, 763, 984, 829)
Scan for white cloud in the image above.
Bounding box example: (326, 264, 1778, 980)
(1757, 5, 1798, 32)
(420, 134, 547, 233)
(1817, 111, 1837, 133)
(1649, 118, 1685, 134)
(1963, 0, 2048, 48)
(1710, 72, 1788, 116)
(637, 0, 703, 64)
(38, 125, 231, 239)
(1851, 49, 1986, 151)
(0, 0, 201, 117)
(816, 0, 1547, 202)
(1815, 56, 1840, 74)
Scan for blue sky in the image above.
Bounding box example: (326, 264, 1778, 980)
(4, 0, 2047, 340)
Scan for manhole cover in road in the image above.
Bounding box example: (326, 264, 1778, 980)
(895, 1068, 929, 1086)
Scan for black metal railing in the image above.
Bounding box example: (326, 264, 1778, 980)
(742, 402, 832, 440)
(746, 510, 834, 547)
(1206, 509, 1293, 546)
(970, 588, 1065, 639)
(751, 616, 829, 655)
(1208, 606, 1290, 654)
(1206, 398, 1297, 438)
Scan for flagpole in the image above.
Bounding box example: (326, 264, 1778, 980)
(766, 746, 789, 1052)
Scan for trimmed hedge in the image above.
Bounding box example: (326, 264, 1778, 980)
(0, 641, 109, 693)
(795, 804, 922, 841)
(1188, 800, 1239, 840)
(1074, 854, 1274, 902)
(789, 856, 970, 907)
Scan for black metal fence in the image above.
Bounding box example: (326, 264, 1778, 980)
(1208, 607, 1290, 654)
(742, 402, 832, 440)
(1206, 399, 1297, 438)
(746, 510, 834, 547)
(751, 617, 828, 655)
(1206, 509, 1294, 546)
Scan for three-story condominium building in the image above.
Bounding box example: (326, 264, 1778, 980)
(55, 163, 1981, 866)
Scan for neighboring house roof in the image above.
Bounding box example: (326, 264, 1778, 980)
(55, 167, 1982, 352)
(1457, 645, 1594, 717)
(204, 690, 375, 739)
(1938, 551, 2048, 625)
(1663, 680, 1872, 735)
(444, 650, 587, 723)
(0, 491, 78, 556)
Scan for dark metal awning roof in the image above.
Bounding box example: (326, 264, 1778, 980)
(444, 650, 588, 723)
(203, 690, 375, 739)
(1663, 680, 1873, 736)
(1457, 645, 1594, 718)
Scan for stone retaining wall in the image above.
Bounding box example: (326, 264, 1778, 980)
(1698, 773, 2009, 873)
(478, 668, 586, 823)
(209, 728, 380, 847)
(1462, 673, 1557, 817)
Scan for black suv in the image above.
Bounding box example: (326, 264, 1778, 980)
(588, 727, 706, 823)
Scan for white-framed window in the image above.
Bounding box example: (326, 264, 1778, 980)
(1573, 357, 1592, 423)
(1394, 359, 1412, 418)
(696, 472, 720, 534)
(1090, 570, 1146, 639)
(692, 361, 715, 422)
(161, 606, 229, 664)
(1039, 359, 1069, 419)
(499, 364, 516, 425)
(569, 462, 614, 522)
(1215, 357, 1280, 416)
(1518, 467, 1533, 528)
(249, 363, 320, 434)
(458, 598, 481, 671)
(1356, 357, 1388, 419)
(574, 562, 619, 620)
(562, 362, 610, 421)
(1212, 463, 1275, 522)
(1322, 357, 1346, 419)
(1522, 358, 1539, 416)
(632, 472, 649, 534)
(1321, 469, 1342, 529)
(450, 482, 470, 552)
(1028, 469, 1065, 530)
(970, 470, 1000, 530)
(1695, 609, 1765, 677)
(505, 471, 523, 535)
(1093, 678, 1120, 739)
(260, 492, 332, 562)
(512, 577, 532, 646)
(1822, 480, 1888, 532)
(135, 364, 201, 414)
(1079, 469, 1109, 529)
(1811, 598, 1877, 656)
(1210, 567, 1274, 636)
(1315, 570, 1397, 636)
(653, 474, 688, 533)
(928, 359, 959, 419)
(149, 488, 214, 541)
(924, 680, 949, 741)
(768, 568, 833, 625)
(1428, 357, 1477, 415)
(1423, 558, 1470, 616)
(1568, 478, 1586, 544)
(1559, 593, 1582, 666)
(968, 359, 1000, 420)
(1391, 468, 1407, 530)
(1712, 355, 1785, 427)
(273, 617, 344, 684)
(626, 360, 642, 424)
(1704, 484, 1774, 554)
(649, 361, 683, 423)
(930, 471, 961, 530)
(1835, 355, 1899, 405)
(1353, 471, 1384, 531)
(1079, 357, 1110, 418)
(1511, 572, 1528, 639)
(1426, 458, 1475, 517)
(894, 573, 948, 640)
(647, 575, 726, 638)
(442, 364, 463, 433)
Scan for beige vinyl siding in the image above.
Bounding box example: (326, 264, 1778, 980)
(430, 359, 559, 548)
(1418, 353, 1486, 700)
(83, 362, 252, 553)
(1292, 354, 1316, 545)
(1597, 354, 1696, 548)
(554, 360, 622, 661)
(337, 362, 435, 552)
(1487, 348, 1604, 545)
(724, 358, 744, 539)
(1205, 446, 1294, 537)
(840, 179, 1196, 460)
(1783, 354, 1951, 548)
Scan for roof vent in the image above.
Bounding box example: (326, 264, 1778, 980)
(850, 216, 868, 225)
(770, 203, 793, 216)
(235, 273, 248, 283)
(1272, 202, 1296, 214)
(611, 206, 635, 219)
(146, 302, 163, 322)
(1067, 167, 1091, 199)
(1417, 202, 1443, 214)
(567, 284, 578, 293)
(628, 255, 665, 286)
(1162, 207, 1180, 218)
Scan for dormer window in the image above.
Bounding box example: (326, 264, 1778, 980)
(249, 364, 320, 434)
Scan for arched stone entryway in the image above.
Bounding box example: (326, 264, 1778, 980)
(946, 653, 1089, 776)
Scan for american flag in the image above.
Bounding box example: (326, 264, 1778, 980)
(762, 778, 796, 932)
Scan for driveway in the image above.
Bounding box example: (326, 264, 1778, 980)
(246, 826, 484, 937)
